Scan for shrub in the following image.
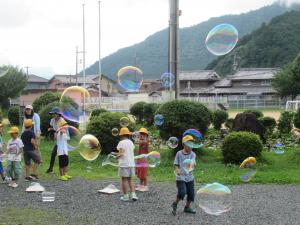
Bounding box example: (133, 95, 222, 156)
(33, 92, 60, 113)
(243, 110, 264, 118)
(91, 108, 107, 118)
(212, 110, 228, 130)
(86, 112, 135, 154)
(156, 100, 211, 150)
(39, 102, 59, 137)
(143, 103, 160, 126)
(225, 118, 234, 131)
(8, 106, 20, 125)
(278, 111, 294, 134)
(130, 101, 147, 122)
(259, 116, 277, 135)
(293, 108, 300, 129)
(222, 131, 263, 164)
(0, 108, 2, 122)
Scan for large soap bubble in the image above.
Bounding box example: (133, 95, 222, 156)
(205, 23, 239, 56)
(273, 143, 285, 155)
(135, 151, 161, 168)
(182, 129, 203, 149)
(57, 124, 81, 151)
(120, 117, 130, 127)
(161, 72, 175, 88)
(131, 131, 141, 143)
(239, 157, 257, 182)
(154, 114, 164, 126)
(182, 158, 195, 174)
(196, 182, 232, 216)
(60, 86, 91, 127)
(167, 137, 179, 149)
(111, 128, 119, 137)
(78, 134, 101, 161)
(117, 66, 143, 92)
(102, 153, 119, 167)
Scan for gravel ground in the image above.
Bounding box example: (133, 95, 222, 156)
(1, 179, 300, 225)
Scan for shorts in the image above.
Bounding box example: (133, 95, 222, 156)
(0, 162, 3, 174)
(58, 155, 69, 168)
(24, 151, 41, 166)
(118, 167, 135, 177)
(7, 161, 22, 180)
(176, 180, 195, 202)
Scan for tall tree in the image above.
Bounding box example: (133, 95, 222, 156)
(0, 66, 27, 108)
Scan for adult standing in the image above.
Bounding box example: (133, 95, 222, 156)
(46, 107, 64, 173)
(23, 105, 41, 161)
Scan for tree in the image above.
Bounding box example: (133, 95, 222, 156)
(0, 66, 27, 109)
(32, 92, 61, 113)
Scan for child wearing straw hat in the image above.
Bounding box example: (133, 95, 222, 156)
(6, 126, 24, 188)
(116, 127, 138, 201)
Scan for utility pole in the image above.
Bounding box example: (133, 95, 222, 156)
(98, 1, 102, 107)
(75, 46, 79, 86)
(25, 66, 30, 77)
(169, 0, 179, 99)
(82, 3, 87, 120)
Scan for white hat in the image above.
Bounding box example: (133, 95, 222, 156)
(25, 105, 33, 110)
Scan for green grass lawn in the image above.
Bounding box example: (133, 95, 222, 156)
(2, 126, 300, 185)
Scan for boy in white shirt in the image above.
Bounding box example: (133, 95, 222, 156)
(116, 127, 138, 201)
(6, 127, 24, 188)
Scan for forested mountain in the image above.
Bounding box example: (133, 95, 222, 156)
(85, 2, 298, 79)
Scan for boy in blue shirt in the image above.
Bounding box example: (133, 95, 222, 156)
(172, 135, 196, 215)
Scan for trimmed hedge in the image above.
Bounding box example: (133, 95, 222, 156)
(8, 106, 20, 125)
(143, 103, 160, 126)
(278, 111, 294, 134)
(212, 110, 228, 130)
(39, 102, 60, 137)
(130, 101, 147, 123)
(33, 92, 60, 113)
(243, 110, 264, 119)
(91, 108, 108, 118)
(259, 116, 276, 135)
(86, 112, 135, 154)
(222, 131, 263, 164)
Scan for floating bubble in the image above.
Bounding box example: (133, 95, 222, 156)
(78, 134, 101, 161)
(196, 182, 232, 216)
(111, 128, 119, 137)
(182, 158, 195, 174)
(239, 157, 256, 169)
(117, 66, 143, 92)
(240, 170, 257, 183)
(60, 86, 91, 127)
(127, 114, 137, 124)
(183, 129, 203, 149)
(161, 72, 175, 88)
(132, 131, 141, 143)
(167, 137, 179, 149)
(56, 125, 81, 151)
(135, 151, 161, 168)
(154, 114, 164, 126)
(120, 117, 130, 127)
(205, 23, 239, 56)
(273, 143, 285, 155)
(239, 157, 257, 182)
(102, 153, 119, 167)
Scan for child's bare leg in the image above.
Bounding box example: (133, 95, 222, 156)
(185, 200, 192, 208)
(129, 177, 135, 192)
(63, 167, 68, 176)
(59, 168, 64, 176)
(32, 163, 38, 176)
(144, 177, 147, 186)
(121, 177, 128, 194)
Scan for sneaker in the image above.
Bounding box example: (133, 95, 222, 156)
(184, 207, 196, 214)
(30, 174, 39, 180)
(120, 194, 130, 202)
(25, 176, 33, 182)
(172, 202, 177, 216)
(46, 169, 53, 174)
(65, 174, 72, 179)
(11, 183, 18, 188)
(131, 192, 138, 201)
(59, 176, 68, 181)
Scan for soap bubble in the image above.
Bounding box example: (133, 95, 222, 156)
(135, 151, 161, 168)
(182, 159, 195, 174)
(120, 117, 130, 127)
(78, 134, 101, 161)
(154, 114, 164, 126)
(111, 128, 119, 137)
(167, 137, 179, 149)
(205, 23, 239, 56)
(239, 157, 257, 182)
(196, 182, 232, 216)
(132, 131, 141, 143)
(240, 170, 257, 183)
(273, 143, 285, 155)
(183, 129, 203, 149)
(56, 125, 81, 151)
(161, 72, 175, 88)
(102, 153, 118, 167)
(117, 66, 143, 92)
(127, 114, 137, 124)
(60, 86, 91, 127)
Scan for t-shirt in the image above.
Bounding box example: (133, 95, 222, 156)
(117, 139, 135, 168)
(56, 131, 70, 156)
(21, 130, 36, 152)
(174, 150, 196, 182)
(7, 138, 24, 162)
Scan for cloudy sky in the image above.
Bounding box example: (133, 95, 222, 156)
(0, 0, 297, 77)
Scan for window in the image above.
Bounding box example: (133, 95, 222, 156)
(242, 81, 251, 86)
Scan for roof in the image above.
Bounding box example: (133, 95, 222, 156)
(213, 78, 232, 87)
(179, 70, 220, 81)
(27, 74, 49, 83)
(230, 68, 279, 80)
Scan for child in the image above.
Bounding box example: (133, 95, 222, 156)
(172, 135, 196, 215)
(56, 119, 72, 181)
(116, 127, 138, 201)
(0, 123, 7, 182)
(136, 127, 150, 192)
(21, 119, 41, 181)
(6, 127, 24, 188)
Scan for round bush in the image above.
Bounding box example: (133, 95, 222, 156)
(143, 103, 160, 126)
(8, 106, 20, 125)
(156, 100, 211, 150)
(278, 111, 294, 134)
(259, 116, 276, 134)
(91, 108, 108, 118)
(33, 92, 60, 113)
(130, 101, 147, 122)
(39, 102, 60, 137)
(222, 131, 263, 164)
(86, 112, 135, 154)
(293, 108, 300, 129)
(212, 109, 228, 130)
(243, 110, 264, 118)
